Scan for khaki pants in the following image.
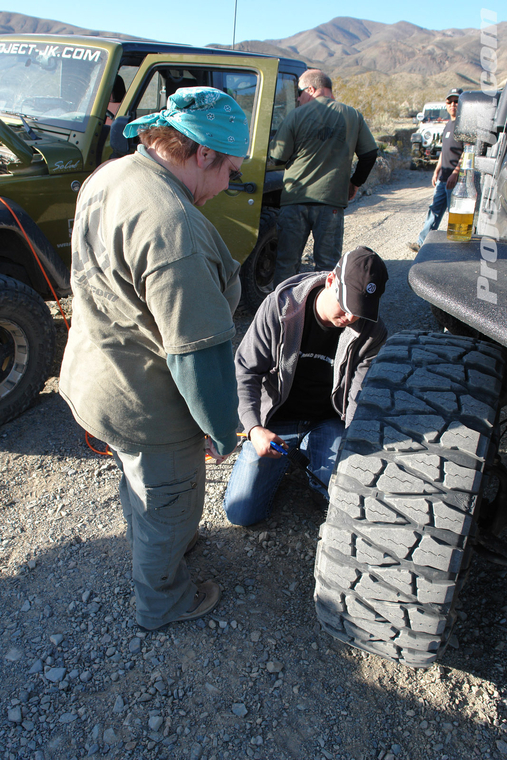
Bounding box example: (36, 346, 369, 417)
(111, 436, 205, 630)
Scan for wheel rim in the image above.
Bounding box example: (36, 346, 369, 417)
(255, 235, 277, 293)
(0, 319, 29, 399)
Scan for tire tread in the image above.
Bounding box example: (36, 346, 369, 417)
(314, 331, 505, 667)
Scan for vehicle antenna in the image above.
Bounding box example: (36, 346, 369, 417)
(232, 0, 238, 49)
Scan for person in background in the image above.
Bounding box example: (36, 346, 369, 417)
(407, 88, 464, 252)
(223, 247, 388, 527)
(60, 87, 249, 630)
(269, 69, 378, 287)
(105, 74, 126, 125)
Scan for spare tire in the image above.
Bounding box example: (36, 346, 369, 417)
(314, 331, 505, 668)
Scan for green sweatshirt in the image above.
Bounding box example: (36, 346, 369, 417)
(60, 148, 240, 453)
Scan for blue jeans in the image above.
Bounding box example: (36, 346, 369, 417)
(223, 418, 344, 526)
(274, 204, 345, 286)
(418, 180, 452, 246)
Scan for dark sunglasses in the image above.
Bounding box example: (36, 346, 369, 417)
(297, 86, 310, 97)
(226, 156, 242, 182)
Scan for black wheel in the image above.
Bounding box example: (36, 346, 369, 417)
(314, 331, 505, 668)
(240, 208, 278, 313)
(409, 160, 419, 170)
(0, 275, 56, 425)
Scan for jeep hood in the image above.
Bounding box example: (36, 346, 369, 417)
(0, 119, 83, 174)
(0, 118, 34, 165)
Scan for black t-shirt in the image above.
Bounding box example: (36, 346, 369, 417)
(271, 287, 342, 423)
(439, 119, 463, 181)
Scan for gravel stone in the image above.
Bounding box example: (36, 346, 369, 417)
(45, 667, 67, 683)
(8, 707, 22, 723)
(103, 727, 119, 744)
(266, 660, 283, 673)
(4, 646, 23, 662)
(128, 637, 142, 654)
(149, 715, 163, 731)
(59, 712, 78, 724)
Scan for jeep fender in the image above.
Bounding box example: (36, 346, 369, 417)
(0, 197, 71, 299)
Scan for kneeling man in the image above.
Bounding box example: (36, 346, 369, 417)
(223, 246, 388, 526)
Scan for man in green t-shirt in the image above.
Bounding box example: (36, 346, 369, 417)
(270, 69, 378, 286)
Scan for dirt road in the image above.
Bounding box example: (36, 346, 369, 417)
(342, 168, 438, 335)
(3, 170, 507, 760)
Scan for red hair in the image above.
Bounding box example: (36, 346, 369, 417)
(138, 126, 226, 168)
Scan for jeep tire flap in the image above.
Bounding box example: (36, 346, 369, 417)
(0, 197, 71, 299)
(0, 274, 56, 425)
(314, 331, 505, 668)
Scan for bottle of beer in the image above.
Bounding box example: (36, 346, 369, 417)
(447, 150, 477, 242)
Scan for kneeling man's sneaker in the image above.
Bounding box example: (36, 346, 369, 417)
(407, 241, 420, 253)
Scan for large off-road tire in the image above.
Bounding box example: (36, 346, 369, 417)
(240, 208, 278, 314)
(314, 331, 505, 668)
(0, 275, 56, 425)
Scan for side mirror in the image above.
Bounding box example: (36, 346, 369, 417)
(110, 116, 131, 157)
(416, 113, 424, 122)
(454, 90, 499, 146)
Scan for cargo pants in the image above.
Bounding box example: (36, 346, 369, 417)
(111, 436, 205, 630)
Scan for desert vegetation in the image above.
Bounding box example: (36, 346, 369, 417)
(331, 71, 477, 131)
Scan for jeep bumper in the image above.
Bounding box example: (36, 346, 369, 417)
(409, 230, 507, 347)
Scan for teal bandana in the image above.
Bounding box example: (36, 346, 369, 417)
(123, 86, 250, 158)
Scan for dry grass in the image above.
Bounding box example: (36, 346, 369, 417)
(331, 70, 489, 132)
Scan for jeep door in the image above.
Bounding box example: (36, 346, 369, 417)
(113, 54, 279, 264)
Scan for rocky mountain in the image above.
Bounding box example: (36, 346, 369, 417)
(0, 11, 138, 40)
(218, 16, 507, 89)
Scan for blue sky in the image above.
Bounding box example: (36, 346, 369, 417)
(9, 1, 504, 48)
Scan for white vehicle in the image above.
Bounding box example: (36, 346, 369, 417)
(410, 101, 448, 168)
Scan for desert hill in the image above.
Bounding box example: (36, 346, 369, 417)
(0, 10, 139, 40)
(214, 16, 506, 90)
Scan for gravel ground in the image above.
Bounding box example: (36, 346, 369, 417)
(2, 169, 507, 760)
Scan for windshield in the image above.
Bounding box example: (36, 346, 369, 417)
(422, 106, 448, 122)
(0, 40, 108, 132)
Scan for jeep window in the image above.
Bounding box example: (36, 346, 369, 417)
(0, 41, 108, 132)
(133, 66, 258, 155)
(423, 107, 448, 122)
(221, 72, 257, 129)
(271, 73, 298, 136)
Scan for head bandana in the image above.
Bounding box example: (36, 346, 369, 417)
(123, 86, 250, 158)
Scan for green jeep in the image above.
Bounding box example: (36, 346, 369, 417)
(0, 34, 305, 424)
